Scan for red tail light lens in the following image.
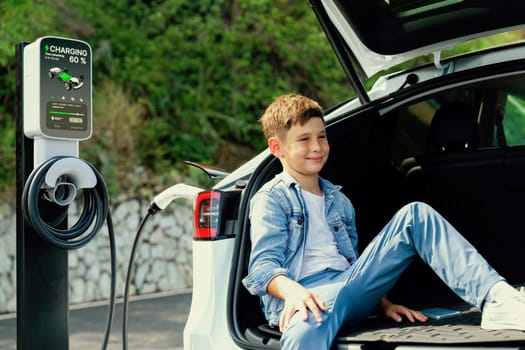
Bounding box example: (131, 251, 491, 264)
(194, 191, 221, 239)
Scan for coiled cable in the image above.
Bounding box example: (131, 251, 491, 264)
(21, 155, 116, 350)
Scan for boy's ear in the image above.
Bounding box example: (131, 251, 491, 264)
(268, 136, 282, 157)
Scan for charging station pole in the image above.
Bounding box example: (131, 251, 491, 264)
(15, 37, 93, 350)
(16, 41, 69, 350)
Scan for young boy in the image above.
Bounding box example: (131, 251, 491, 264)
(242, 93, 525, 350)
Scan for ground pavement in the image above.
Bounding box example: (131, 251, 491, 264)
(0, 291, 192, 350)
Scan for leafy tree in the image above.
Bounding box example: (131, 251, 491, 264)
(68, 0, 349, 174)
(0, 0, 349, 198)
(0, 1, 67, 198)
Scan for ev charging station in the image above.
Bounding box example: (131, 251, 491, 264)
(15, 35, 205, 350)
(15, 36, 114, 349)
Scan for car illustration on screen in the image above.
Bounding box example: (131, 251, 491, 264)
(48, 67, 84, 91)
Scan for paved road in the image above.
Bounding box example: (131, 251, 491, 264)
(0, 291, 192, 349)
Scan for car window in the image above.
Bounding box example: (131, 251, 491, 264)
(391, 100, 435, 165)
(391, 95, 481, 164)
(389, 74, 525, 171)
(502, 93, 525, 146)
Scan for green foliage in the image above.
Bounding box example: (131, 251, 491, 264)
(0, 1, 351, 198)
(0, 1, 66, 197)
(80, 80, 146, 196)
(2, 2, 525, 200)
(69, 0, 349, 173)
(502, 94, 525, 147)
(0, 108, 15, 197)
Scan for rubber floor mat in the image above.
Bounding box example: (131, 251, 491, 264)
(337, 308, 525, 344)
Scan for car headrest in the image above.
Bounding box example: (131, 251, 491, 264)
(427, 102, 479, 151)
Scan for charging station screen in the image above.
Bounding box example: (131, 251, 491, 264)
(40, 37, 91, 139)
(47, 101, 88, 131)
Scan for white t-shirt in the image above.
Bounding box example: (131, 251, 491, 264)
(298, 190, 351, 280)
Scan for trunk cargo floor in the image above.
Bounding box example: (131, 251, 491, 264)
(338, 307, 525, 344)
(257, 285, 525, 346)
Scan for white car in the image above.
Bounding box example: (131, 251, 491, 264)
(184, 1, 525, 349)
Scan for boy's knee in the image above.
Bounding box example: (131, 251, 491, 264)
(401, 201, 435, 217)
(280, 321, 330, 350)
(394, 202, 442, 230)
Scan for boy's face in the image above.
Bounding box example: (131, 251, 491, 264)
(269, 117, 329, 180)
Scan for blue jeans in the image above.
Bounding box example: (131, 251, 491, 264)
(280, 202, 503, 350)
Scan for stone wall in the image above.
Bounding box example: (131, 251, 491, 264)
(0, 197, 194, 314)
(0, 203, 15, 313)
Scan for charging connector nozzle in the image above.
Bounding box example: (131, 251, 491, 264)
(149, 183, 203, 214)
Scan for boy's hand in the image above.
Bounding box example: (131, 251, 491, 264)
(380, 297, 428, 323)
(267, 275, 328, 331)
(279, 285, 327, 331)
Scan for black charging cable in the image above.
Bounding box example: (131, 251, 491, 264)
(21, 155, 116, 350)
(121, 182, 202, 350)
(122, 208, 154, 350)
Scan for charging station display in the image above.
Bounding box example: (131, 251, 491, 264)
(24, 36, 92, 140)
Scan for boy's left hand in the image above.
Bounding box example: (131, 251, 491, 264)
(380, 297, 428, 323)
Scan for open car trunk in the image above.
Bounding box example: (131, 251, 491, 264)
(229, 65, 525, 349)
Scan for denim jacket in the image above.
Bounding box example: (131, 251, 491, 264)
(242, 171, 359, 326)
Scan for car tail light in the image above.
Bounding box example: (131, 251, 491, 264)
(194, 191, 221, 239)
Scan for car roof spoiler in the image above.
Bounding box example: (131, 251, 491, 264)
(185, 161, 230, 179)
